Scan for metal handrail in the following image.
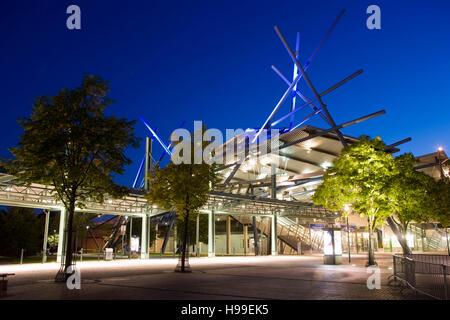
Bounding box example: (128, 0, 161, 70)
(392, 254, 449, 300)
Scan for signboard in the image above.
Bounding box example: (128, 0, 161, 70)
(105, 248, 113, 261)
(341, 225, 357, 231)
(309, 223, 325, 230)
(131, 236, 140, 252)
(323, 230, 343, 256)
(334, 231, 342, 255)
(323, 231, 333, 255)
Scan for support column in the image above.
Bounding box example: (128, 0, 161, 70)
(253, 216, 259, 256)
(42, 210, 50, 263)
(271, 213, 278, 256)
(208, 210, 215, 257)
(173, 224, 177, 255)
(243, 225, 248, 255)
(147, 214, 151, 256)
(129, 217, 133, 258)
(56, 208, 66, 263)
(196, 215, 200, 257)
(144, 137, 152, 191)
(141, 214, 149, 259)
(226, 216, 231, 255)
(271, 165, 278, 256)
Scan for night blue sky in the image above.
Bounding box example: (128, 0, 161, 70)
(1, 0, 449, 187)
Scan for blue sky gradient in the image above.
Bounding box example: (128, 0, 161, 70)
(1, 0, 449, 186)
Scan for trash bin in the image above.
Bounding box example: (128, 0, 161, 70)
(105, 248, 113, 261)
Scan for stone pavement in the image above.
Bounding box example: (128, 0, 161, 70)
(0, 253, 428, 300)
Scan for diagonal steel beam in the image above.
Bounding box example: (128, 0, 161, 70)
(274, 25, 348, 147)
(220, 108, 382, 186)
(253, 10, 346, 143)
(290, 31, 301, 129)
(132, 155, 146, 188)
(276, 110, 386, 151)
(289, 109, 322, 131)
(272, 65, 329, 124)
(271, 69, 363, 127)
(140, 116, 172, 155)
(223, 158, 247, 184)
(383, 137, 412, 153)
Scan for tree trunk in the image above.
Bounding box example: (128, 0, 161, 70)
(64, 200, 76, 277)
(181, 212, 189, 272)
(386, 217, 412, 255)
(367, 217, 376, 266)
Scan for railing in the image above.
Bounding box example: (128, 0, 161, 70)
(392, 254, 449, 300)
(405, 254, 450, 266)
(278, 217, 324, 251)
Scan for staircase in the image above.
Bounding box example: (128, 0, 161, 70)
(427, 224, 447, 251)
(232, 215, 324, 255)
(407, 223, 448, 252)
(278, 217, 324, 252)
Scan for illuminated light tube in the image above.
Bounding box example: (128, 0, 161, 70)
(139, 116, 172, 155)
(132, 155, 145, 188)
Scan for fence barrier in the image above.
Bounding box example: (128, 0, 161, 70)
(391, 254, 449, 300)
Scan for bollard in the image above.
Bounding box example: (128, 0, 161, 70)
(20, 249, 24, 265)
(80, 248, 83, 262)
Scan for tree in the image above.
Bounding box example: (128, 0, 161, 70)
(146, 126, 220, 272)
(3, 75, 140, 277)
(47, 234, 59, 250)
(429, 174, 450, 228)
(175, 214, 209, 252)
(0, 207, 42, 257)
(313, 136, 396, 266)
(386, 153, 435, 254)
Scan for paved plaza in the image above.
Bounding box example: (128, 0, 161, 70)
(0, 253, 428, 300)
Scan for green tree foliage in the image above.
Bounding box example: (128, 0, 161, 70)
(0, 207, 42, 257)
(3, 75, 140, 274)
(146, 126, 220, 271)
(175, 214, 209, 247)
(47, 233, 59, 249)
(387, 153, 435, 251)
(313, 136, 396, 265)
(428, 173, 450, 228)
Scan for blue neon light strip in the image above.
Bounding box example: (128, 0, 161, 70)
(139, 116, 172, 155)
(290, 31, 301, 129)
(252, 72, 303, 143)
(132, 155, 146, 188)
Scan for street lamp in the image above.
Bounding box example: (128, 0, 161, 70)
(344, 204, 352, 263)
(437, 147, 444, 179)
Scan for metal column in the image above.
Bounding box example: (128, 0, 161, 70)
(226, 216, 231, 255)
(271, 167, 278, 256)
(253, 216, 259, 256)
(208, 210, 215, 257)
(271, 213, 278, 256)
(42, 210, 50, 263)
(129, 217, 133, 258)
(243, 225, 248, 255)
(144, 137, 152, 191)
(56, 207, 66, 263)
(141, 214, 149, 259)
